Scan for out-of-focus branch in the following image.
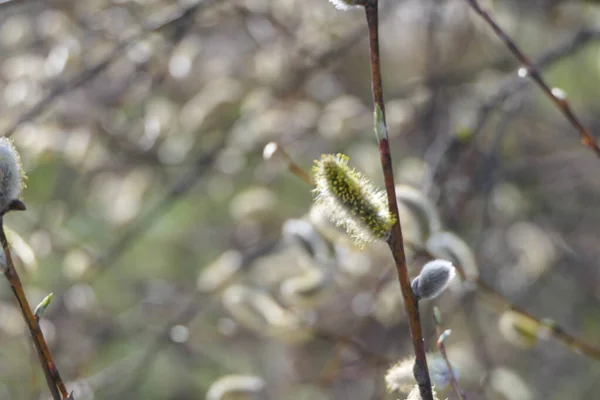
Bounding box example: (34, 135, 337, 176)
(463, 0, 600, 158)
(424, 27, 600, 202)
(433, 312, 465, 400)
(89, 133, 228, 279)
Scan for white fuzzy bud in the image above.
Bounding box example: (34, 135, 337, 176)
(411, 259, 456, 300)
(386, 353, 457, 393)
(0, 138, 25, 213)
(551, 87, 567, 101)
(328, 0, 362, 11)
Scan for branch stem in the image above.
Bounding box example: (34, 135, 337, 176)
(364, 3, 434, 400)
(463, 0, 600, 158)
(0, 219, 69, 399)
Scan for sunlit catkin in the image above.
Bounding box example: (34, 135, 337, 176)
(0, 138, 25, 213)
(312, 154, 395, 248)
(385, 353, 457, 394)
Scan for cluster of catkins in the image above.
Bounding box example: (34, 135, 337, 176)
(200, 151, 544, 399)
(196, 150, 485, 398)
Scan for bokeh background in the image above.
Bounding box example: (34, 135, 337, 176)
(1, 0, 600, 398)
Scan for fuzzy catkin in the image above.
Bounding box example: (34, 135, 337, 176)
(386, 353, 457, 394)
(312, 154, 395, 248)
(0, 138, 25, 212)
(411, 259, 456, 300)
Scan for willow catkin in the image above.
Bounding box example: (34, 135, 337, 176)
(411, 259, 456, 301)
(0, 138, 25, 213)
(312, 154, 395, 248)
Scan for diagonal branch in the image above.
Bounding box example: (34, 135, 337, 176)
(0, 217, 69, 399)
(463, 0, 600, 158)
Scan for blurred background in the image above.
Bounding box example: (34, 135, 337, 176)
(1, 0, 600, 398)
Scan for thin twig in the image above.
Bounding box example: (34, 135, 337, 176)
(263, 142, 313, 186)
(362, 2, 434, 399)
(433, 309, 466, 400)
(423, 28, 600, 199)
(0, 217, 69, 399)
(463, 0, 600, 158)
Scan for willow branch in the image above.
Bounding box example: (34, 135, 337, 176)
(463, 0, 600, 158)
(433, 310, 465, 400)
(0, 217, 69, 399)
(362, 2, 434, 399)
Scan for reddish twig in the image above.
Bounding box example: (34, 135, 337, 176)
(263, 142, 313, 186)
(433, 309, 466, 400)
(463, 0, 600, 158)
(0, 217, 69, 399)
(362, 1, 434, 399)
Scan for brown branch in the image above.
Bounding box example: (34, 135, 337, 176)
(0, 217, 69, 399)
(468, 271, 600, 360)
(463, 0, 600, 158)
(362, 2, 434, 399)
(263, 142, 313, 186)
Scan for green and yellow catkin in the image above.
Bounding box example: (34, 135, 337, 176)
(312, 154, 395, 248)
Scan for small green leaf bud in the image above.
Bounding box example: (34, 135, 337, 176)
(433, 306, 442, 325)
(34, 293, 54, 319)
(374, 104, 388, 141)
(411, 259, 456, 300)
